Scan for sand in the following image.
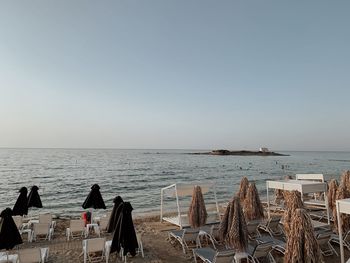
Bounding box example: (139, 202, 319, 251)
(6, 213, 347, 262)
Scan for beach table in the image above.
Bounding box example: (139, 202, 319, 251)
(336, 198, 350, 263)
(266, 180, 330, 224)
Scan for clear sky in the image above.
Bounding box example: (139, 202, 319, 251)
(0, 1, 349, 151)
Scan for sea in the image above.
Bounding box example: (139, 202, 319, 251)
(1, 148, 350, 217)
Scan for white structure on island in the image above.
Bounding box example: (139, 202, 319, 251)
(160, 182, 220, 229)
(259, 147, 270, 153)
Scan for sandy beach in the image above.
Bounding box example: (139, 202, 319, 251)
(5, 210, 345, 263)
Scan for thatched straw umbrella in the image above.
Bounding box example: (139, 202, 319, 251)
(188, 186, 208, 228)
(283, 190, 303, 236)
(275, 175, 292, 204)
(243, 182, 264, 221)
(327, 179, 338, 212)
(333, 183, 350, 233)
(219, 197, 248, 252)
(341, 171, 350, 192)
(284, 208, 323, 263)
(238, 177, 249, 203)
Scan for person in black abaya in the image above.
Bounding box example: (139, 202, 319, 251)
(0, 208, 23, 250)
(13, 187, 28, 216)
(27, 185, 43, 208)
(82, 184, 106, 209)
(107, 196, 123, 233)
(110, 202, 138, 257)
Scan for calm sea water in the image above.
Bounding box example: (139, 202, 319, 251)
(1, 148, 350, 217)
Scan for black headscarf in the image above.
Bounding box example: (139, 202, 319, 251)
(107, 196, 124, 233)
(110, 202, 138, 256)
(27, 185, 43, 208)
(13, 187, 28, 216)
(0, 208, 23, 250)
(82, 184, 106, 209)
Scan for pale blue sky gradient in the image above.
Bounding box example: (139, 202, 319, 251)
(1, 1, 350, 150)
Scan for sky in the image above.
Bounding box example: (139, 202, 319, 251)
(0, 1, 350, 151)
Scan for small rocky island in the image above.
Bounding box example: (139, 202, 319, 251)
(190, 149, 288, 156)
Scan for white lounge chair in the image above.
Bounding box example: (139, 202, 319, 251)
(82, 238, 105, 263)
(12, 215, 23, 230)
(30, 223, 53, 242)
(17, 247, 49, 263)
(66, 219, 86, 241)
(193, 247, 235, 263)
(169, 228, 201, 254)
(39, 213, 56, 229)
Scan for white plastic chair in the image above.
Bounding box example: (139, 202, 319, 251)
(17, 247, 49, 263)
(12, 215, 23, 230)
(98, 217, 109, 233)
(31, 223, 53, 242)
(66, 219, 86, 241)
(39, 213, 56, 229)
(82, 238, 106, 263)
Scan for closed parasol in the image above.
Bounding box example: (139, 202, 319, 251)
(188, 186, 208, 228)
(219, 196, 248, 252)
(13, 187, 28, 216)
(110, 202, 138, 256)
(107, 196, 124, 233)
(243, 182, 264, 221)
(284, 208, 323, 263)
(27, 185, 42, 209)
(0, 208, 23, 261)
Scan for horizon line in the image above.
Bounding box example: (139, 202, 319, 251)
(1, 147, 350, 152)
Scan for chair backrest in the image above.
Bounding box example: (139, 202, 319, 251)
(183, 229, 199, 242)
(12, 215, 23, 229)
(39, 213, 52, 224)
(70, 219, 85, 232)
(34, 223, 50, 236)
(268, 217, 281, 230)
(295, 174, 324, 182)
(213, 250, 235, 263)
(247, 221, 259, 234)
(18, 248, 41, 263)
(317, 232, 331, 246)
(252, 243, 273, 259)
(99, 217, 109, 231)
(210, 224, 220, 241)
(86, 237, 106, 253)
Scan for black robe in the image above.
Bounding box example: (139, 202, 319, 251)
(13, 187, 28, 216)
(0, 208, 23, 250)
(82, 184, 106, 209)
(27, 185, 43, 208)
(110, 202, 138, 256)
(107, 196, 123, 233)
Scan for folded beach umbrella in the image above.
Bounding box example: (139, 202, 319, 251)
(341, 170, 350, 192)
(82, 184, 106, 209)
(284, 208, 323, 263)
(0, 208, 23, 250)
(13, 187, 28, 216)
(27, 185, 43, 208)
(237, 177, 249, 203)
(188, 185, 208, 228)
(243, 182, 264, 221)
(219, 196, 248, 252)
(283, 190, 303, 236)
(110, 202, 138, 256)
(327, 179, 338, 212)
(107, 196, 124, 233)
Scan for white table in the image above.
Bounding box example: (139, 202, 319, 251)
(266, 180, 330, 224)
(336, 198, 350, 263)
